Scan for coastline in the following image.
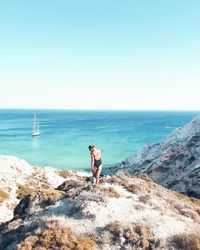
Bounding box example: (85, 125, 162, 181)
(0, 109, 199, 170)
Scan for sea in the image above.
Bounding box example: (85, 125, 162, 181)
(0, 109, 199, 171)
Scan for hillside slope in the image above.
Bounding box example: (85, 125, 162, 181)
(0, 165, 200, 249)
(106, 115, 200, 198)
(0, 155, 88, 223)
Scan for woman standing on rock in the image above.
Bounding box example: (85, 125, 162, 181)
(88, 144, 102, 185)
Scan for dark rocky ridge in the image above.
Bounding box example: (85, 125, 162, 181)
(106, 115, 200, 198)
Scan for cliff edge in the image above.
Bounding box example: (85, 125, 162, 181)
(106, 115, 200, 198)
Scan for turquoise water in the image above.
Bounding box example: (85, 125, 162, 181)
(0, 109, 199, 170)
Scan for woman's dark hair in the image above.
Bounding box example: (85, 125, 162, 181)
(88, 144, 95, 151)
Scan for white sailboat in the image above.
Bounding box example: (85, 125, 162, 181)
(32, 113, 40, 136)
(165, 121, 170, 129)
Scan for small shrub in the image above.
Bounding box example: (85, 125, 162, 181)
(14, 189, 66, 218)
(109, 175, 124, 186)
(16, 227, 98, 250)
(105, 221, 124, 239)
(138, 173, 152, 182)
(37, 189, 66, 204)
(139, 194, 151, 204)
(0, 189, 9, 203)
(99, 187, 120, 198)
(126, 184, 141, 194)
(57, 170, 73, 178)
(170, 233, 200, 250)
(34, 190, 66, 209)
(103, 221, 161, 249)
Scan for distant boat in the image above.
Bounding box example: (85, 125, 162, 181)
(32, 113, 40, 137)
(165, 121, 170, 129)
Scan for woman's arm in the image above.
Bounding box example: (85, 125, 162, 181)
(91, 153, 95, 169)
(98, 149, 101, 158)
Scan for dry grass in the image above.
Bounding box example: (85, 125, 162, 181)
(99, 186, 120, 198)
(57, 170, 90, 183)
(123, 172, 136, 178)
(195, 208, 200, 216)
(170, 233, 200, 250)
(28, 172, 51, 189)
(34, 189, 66, 208)
(109, 175, 136, 190)
(16, 227, 98, 250)
(173, 190, 191, 202)
(14, 189, 66, 219)
(36, 189, 65, 200)
(139, 194, 151, 204)
(103, 221, 161, 249)
(173, 190, 200, 208)
(104, 221, 124, 239)
(108, 175, 124, 184)
(190, 197, 200, 207)
(78, 176, 91, 182)
(16, 185, 35, 199)
(57, 170, 74, 179)
(172, 191, 200, 220)
(137, 173, 153, 182)
(0, 188, 9, 203)
(109, 174, 151, 195)
(126, 183, 142, 194)
(16, 185, 65, 200)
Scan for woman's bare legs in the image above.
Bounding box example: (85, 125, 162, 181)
(95, 165, 102, 185)
(92, 167, 97, 184)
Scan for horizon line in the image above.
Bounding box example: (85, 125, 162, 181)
(0, 108, 200, 112)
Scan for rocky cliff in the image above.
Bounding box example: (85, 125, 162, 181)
(0, 155, 88, 223)
(0, 157, 200, 249)
(106, 115, 200, 198)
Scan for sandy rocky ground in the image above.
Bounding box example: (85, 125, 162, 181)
(0, 156, 200, 249)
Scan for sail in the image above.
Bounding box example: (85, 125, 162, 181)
(33, 113, 36, 133)
(165, 121, 170, 129)
(37, 121, 40, 134)
(32, 113, 40, 136)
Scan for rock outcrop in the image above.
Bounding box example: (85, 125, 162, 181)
(0, 155, 89, 223)
(106, 115, 200, 198)
(1, 172, 200, 249)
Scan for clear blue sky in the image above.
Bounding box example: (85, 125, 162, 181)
(0, 0, 200, 110)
